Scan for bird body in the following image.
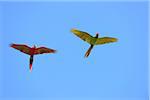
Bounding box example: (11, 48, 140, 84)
(10, 44, 56, 71)
(71, 28, 118, 57)
(28, 46, 35, 55)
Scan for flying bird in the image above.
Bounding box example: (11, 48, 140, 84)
(10, 44, 56, 71)
(71, 28, 118, 57)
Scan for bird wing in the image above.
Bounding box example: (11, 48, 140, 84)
(71, 28, 94, 44)
(10, 44, 31, 55)
(34, 47, 56, 55)
(95, 37, 118, 45)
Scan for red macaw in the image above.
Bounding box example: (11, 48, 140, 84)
(10, 43, 56, 71)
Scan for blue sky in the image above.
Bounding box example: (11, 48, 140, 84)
(0, 1, 148, 100)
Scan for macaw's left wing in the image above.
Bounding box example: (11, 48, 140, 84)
(71, 28, 94, 44)
(10, 43, 31, 55)
(95, 37, 118, 45)
(34, 47, 56, 55)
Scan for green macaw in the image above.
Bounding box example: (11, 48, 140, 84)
(71, 28, 118, 57)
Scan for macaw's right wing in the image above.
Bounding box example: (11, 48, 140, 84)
(95, 37, 118, 45)
(71, 28, 94, 44)
(34, 47, 56, 55)
(10, 44, 31, 55)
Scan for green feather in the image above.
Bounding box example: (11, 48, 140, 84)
(71, 28, 118, 45)
(71, 28, 94, 45)
(95, 37, 118, 45)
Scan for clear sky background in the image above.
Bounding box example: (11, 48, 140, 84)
(0, 1, 148, 100)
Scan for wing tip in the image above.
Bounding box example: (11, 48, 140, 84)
(109, 37, 118, 42)
(9, 43, 14, 47)
(71, 28, 77, 32)
(109, 38, 118, 43)
(113, 38, 118, 42)
(53, 50, 57, 53)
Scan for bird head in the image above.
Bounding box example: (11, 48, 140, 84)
(33, 45, 36, 49)
(96, 33, 99, 37)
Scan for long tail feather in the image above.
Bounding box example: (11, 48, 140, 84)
(30, 64, 32, 72)
(29, 55, 34, 72)
(84, 45, 94, 58)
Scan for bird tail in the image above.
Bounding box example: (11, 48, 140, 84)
(29, 55, 34, 72)
(30, 64, 32, 72)
(84, 45, 94, 58)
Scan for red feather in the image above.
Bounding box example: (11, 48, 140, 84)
(30, 64, 32, 72)
(10, 43, 31, 55)
(34, 47, 56, 54)
(10, 43, 56, 72)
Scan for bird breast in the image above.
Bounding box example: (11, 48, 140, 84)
(29, 48, 36, 55)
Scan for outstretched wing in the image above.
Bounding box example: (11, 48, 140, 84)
(10, 43, 31, 55)
(71, 28, 94, 44)
(34, 47, 56, 55)
(95, 37, 118, 45)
